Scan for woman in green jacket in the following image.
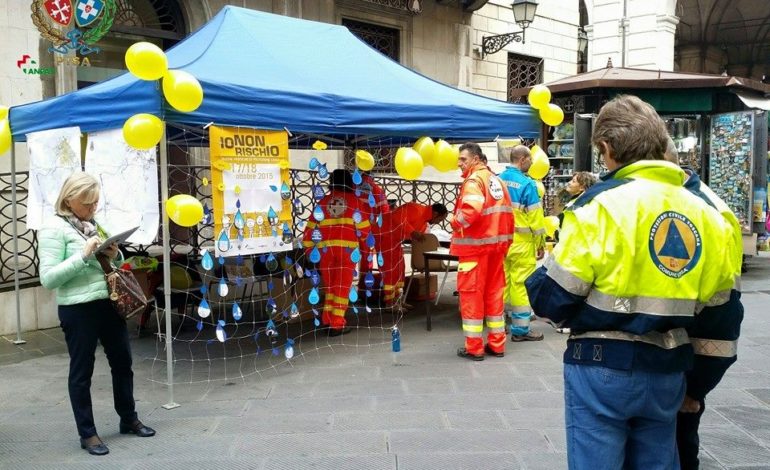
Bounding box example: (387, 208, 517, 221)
(38, 172, 155, 456)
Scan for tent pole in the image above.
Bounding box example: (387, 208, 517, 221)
(10, 143, 26, 345)
(159, 129, 179, 410)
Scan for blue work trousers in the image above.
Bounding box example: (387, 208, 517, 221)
(564, 363, 685, 470)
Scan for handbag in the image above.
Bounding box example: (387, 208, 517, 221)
(96, 254, 148, 320)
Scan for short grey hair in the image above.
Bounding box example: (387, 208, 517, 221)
(55, 172, 100, 216)
(509, 145, 531, 163)
(592, 95, 668, 165)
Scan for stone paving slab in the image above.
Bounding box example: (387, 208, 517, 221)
(397, 452, 523, 470)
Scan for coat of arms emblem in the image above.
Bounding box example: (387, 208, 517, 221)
(32, 0, 115, 55)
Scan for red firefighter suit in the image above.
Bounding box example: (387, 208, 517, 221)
(303, 189, 370, 330)
(358, 173, 390, 273)
(379, 202, 434, 305)
(450, 162, 514, 355)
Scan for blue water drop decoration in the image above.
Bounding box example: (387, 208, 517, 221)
(290, 303, 299, 319)
(266, 253, 278, 271)
(216, 320, 226, 342)
(313, 205, 325, 222)
(349, 286, 359, 303)
(235, 199, 241, 209)
(312, 184, 324, 201)
(367, 253, 373, 263)
(314, 318, 321, 327)
(293, 198, 303, 212)
(377, 252, 385, 267)
(200, 285, 207, 294)
(296, 264, 304, 278)
(269, 185, 278, 192)
(355, 188, 361, 197)
(352, 169, 362, 185)
(196, 320, 203, 331)
(234, 209, 245, 230)
(366, 233, 375, 248)
(202, 204, 212, 224)
(350, 248, 361, 263)
(368, 193, 376, 208)
(235, 276, 242, 287)
(309, 247, 321, 263)
(365, 305, 372, 313)
(353, 210, 362, 224)
(366, 290, 372, 298)
(267, 206, 279, 226)
(198, 298, 211, 318)
(309, 157, 319, 170)
(364, 272, 375, 289)
(311, 228, 322, 243)
(272, 347, 280, 356)
(318, 163, 329, 180)
(308, 287, 320, 305)
(280, 182, 291, 200)
(232, 302, 242, 321)
(218, 277, 228, 297)
(218, 256, 225, 265)
(353, 306, 359, 314)
(284, 339, 295, 359)
(201, 249, 214, 271)
(310, 270, 320, 286)
(217, 231, 231, 253)
(282, 223, 292, 243)
(377, 214, 383, 227)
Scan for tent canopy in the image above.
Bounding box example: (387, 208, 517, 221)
(10, 6, 539, 146)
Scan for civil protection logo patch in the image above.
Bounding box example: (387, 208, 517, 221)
(648, 211, 702, 278)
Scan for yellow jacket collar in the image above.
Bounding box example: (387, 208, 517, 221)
(611, 160, 686, 186)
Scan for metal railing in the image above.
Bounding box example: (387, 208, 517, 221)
(0, 172, 38, 291)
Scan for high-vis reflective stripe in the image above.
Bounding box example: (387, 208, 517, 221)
(570, 328, 690, 350)
(326, 293, 351, 305)
(511, 317, 529, 327)
(691, 338, 738, 358)
(456, 213, 471, 228)
(316, 218, 355, 226)
(482, 206, 514, 215)
(462, 195, 485, 204)
(453, 234, 513, 245)
(462, 320, 484, 337)
(302, 240, 360, 249)
(544, 257, 592, 297)
(525, 202, 542, 212)
(506, 305, 531, 313)
(485, 316, 505, 329)
(699, 289, 732, 308)
(585, 290, 697, 317)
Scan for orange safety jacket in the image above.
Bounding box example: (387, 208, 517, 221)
(380, 202, 432, 244)
(450, 163, 514, 256)
(303, 190, 371, 249)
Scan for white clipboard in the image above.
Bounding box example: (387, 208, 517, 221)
(95, 226, 139, 254)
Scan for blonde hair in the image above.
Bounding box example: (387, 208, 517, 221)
(55, 172, 100, 216)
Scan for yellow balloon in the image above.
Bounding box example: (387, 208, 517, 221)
(166, 194, 204, 227)
(125, 42, 168, 81)
(540, 103, 565, 127)
(433, 139, 459, 172)
(0, 119, 11, 155)
(535, 180, 545, 198)
(123, 113, 163, 150)
(0, 105, 8, 120)
(163, 70, 203, 113)
(528, 85, 551, 110)
(355, 150, 375, 171)
(413, 136, 436, 166)
(528, 147, 551, 179)
(395, 147, 424, 180)
(544, 216, 560, 238)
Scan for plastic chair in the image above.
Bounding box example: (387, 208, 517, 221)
(406, 234, 457, 305)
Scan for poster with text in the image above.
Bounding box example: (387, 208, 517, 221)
(209, 126, 292, 257)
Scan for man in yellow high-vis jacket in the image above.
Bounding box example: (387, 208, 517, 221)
(525, 95, 739, 470)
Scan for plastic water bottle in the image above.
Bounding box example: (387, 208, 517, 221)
(391, 327, 401, 352)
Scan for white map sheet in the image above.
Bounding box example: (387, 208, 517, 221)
(84, 129, 159, 245)
(26, 127, 82, 230)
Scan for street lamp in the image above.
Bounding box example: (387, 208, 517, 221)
(577, 26, 588, 72)
(481, 0, 538, 58)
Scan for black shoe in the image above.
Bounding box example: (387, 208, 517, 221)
(119, 420, 156, 437)
(80, 436, 109, 456)
(484, 345, 505, 357)
(457, 348, 484, 361)
(327, 327, 352, 337)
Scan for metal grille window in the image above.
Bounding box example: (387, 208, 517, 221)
(359, 0, 410, 11)
(507, 53, 543, 103)
(342, 18, 400, 61)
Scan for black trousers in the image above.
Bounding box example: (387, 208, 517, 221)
(676, 399, 706, 470)
(59, 299, 138, 439)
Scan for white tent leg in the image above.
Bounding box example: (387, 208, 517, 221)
(10, 144, 26, 345)
(159, 131, 179, 410)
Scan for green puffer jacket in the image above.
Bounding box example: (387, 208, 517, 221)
(37, 216, 120, 306)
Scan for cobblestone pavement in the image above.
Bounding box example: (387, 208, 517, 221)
(1, 255, 769, 469)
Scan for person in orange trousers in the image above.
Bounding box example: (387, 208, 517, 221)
(449, 143, 514, 360)
(303, 169, 370, 336)
(378, 202, 448, 307)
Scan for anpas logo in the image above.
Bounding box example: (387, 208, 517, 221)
(31, 0, 116, 56)
(17, 55, 55, 75)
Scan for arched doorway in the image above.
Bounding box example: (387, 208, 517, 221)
(675, 0, 770, 80)
(77, 0, 187, 88)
